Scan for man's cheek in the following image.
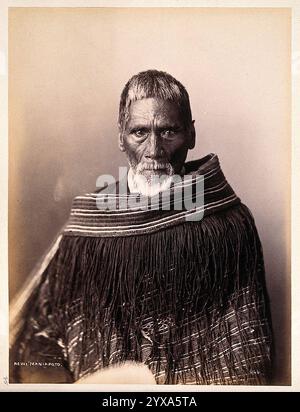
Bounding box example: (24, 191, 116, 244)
(124, 144, 143, 165)
(164, 146, 182, 162)
(132, 145, 147, 163)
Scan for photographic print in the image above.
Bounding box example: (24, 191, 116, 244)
(4, 3, 294, 389)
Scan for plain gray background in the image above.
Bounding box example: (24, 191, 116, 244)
(9, 7, 291, 384)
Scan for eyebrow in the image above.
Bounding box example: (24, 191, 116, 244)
(128, 125, 150, 130)
(158, 123, 181, 129)
(128, 123, 181, 131)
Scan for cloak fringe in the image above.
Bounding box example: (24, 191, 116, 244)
(13, 203, 272, 384)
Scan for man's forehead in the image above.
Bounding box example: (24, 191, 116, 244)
(127, 98, 183, 125)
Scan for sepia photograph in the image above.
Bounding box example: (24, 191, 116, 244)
(2, 2, 296, 390)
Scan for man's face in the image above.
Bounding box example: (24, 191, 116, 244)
(119, 98, 195, 182)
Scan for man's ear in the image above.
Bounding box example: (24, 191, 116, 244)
(118, 125, 125, 152)
(188, 120, 196, 149)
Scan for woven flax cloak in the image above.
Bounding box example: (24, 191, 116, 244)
(10, 153, 273, 384)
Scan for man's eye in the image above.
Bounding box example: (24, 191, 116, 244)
(161, 129, 176, 138)
(133, 129, 148, 138)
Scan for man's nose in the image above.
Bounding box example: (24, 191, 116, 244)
(145, 132, 164, 159)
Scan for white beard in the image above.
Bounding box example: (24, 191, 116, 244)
(128, 167, 174, 197)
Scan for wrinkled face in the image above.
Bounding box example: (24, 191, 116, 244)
(119, 98, 195, 182)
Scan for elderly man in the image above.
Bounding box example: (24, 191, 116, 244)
(10, 70, 273, 385)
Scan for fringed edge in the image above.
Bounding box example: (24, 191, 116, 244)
(11, 203, 273, 384)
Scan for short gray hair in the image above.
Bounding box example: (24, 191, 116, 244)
(118, 70, 193, 131)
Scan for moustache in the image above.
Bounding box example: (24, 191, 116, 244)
(136, 161, 173, 173)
